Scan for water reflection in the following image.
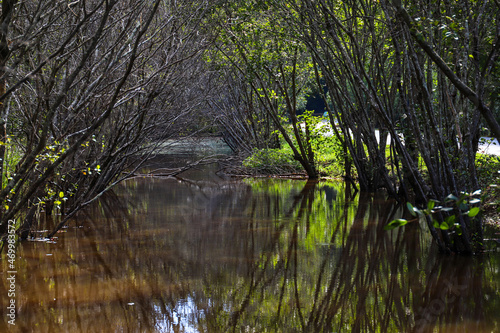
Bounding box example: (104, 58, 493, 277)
(1, 175, 499, 332)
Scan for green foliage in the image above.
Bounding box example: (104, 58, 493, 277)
(315, 137, 347, 177)
(242, 111, 346, 178)
(473, 153, 500, 222)
(280, 110, 345, 177)
(1, 135, 21, 189)
(476, 153, 500, 189)
(242, 147, 302, 174)
(384, 191, 482, 235)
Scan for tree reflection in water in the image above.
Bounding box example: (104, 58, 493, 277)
(1, 176, 499, 332)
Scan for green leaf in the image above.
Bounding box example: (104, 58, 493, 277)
(427, 200, 436, 211)
(439, 222, 450, 230)
(445, 215, 456, 224)
(468, 207, 480, 217)
(407, 202, 416, 217)
(433, 220, 440, 228)
(384, 219, 408, 230)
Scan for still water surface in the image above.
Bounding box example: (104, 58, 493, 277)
(1, 167, 499, 332)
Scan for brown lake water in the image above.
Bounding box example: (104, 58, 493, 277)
(1, 165, 500, 332)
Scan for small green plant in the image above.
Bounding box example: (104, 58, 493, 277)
(384, 190, 482, 234)
(242, 147, 302, 174)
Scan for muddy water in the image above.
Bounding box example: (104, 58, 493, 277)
(1, 170, 500, 332)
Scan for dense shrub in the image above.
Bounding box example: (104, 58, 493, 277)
(242, 148, 303, 175)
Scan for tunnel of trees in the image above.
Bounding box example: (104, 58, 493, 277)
(0, 0, 499, 255)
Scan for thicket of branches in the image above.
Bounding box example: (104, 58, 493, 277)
(0, 0, 213, 240)
(209, 0, 500, 254)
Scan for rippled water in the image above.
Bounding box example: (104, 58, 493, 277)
(1, 167, 499, 332)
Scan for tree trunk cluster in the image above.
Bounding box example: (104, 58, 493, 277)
(0, 0, 213, 240)
(210, 0, 500, 254)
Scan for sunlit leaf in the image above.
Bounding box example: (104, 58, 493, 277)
(439, 222, 450, 230)
(427, 200, 436, 211)
(384, 219, 408, 230)
(468, 207, 480, 217)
